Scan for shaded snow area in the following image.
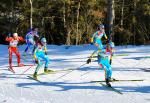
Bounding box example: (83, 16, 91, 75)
(0, 44, 150, 103)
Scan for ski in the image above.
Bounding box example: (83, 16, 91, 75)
(114, 54, 129, 56)
(8, 67, 15, 73)
(88, 54, 129, 59)
(27, 76, 44, 83)
(100, 82, 123, 95)
(91, 79, 144, 83)
(37, 68, 74, 76)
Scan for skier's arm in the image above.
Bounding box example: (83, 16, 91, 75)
(89, 50, 98, 58)
(103, 32, 108, 40)
(91, 31, 97, 43)
(44, 46, 48, 55)
(33, 47, 38, 60)
(34, 31, 39, 38)
(25, 33, 29, 43)
(18, 36, 25, 42)
(5, 37, 12, 42)
(87, 50, 98, 64)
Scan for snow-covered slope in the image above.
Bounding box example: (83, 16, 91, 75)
(0, 44, 150, 103)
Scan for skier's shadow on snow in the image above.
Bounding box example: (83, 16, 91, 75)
(16, 80, 150, 94)
(113, 85, 150, 93)
(16, 81, 103, 91)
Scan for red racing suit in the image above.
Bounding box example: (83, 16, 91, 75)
(6, 36, 24, 66)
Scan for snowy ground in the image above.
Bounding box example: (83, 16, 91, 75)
(0, 44, 150, 103)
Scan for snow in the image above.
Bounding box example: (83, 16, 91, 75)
(0, 44, 150, 103)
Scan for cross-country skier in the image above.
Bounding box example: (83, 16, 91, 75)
(87, 46, 113, 87)
(105, 41, 115, 65)
(91, 24, 108, 49)
(5, 33, 25, 73)
(33, 37, 52, 79)
(24, 28, 39, 55)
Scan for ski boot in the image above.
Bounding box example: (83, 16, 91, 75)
(8, 65, 15, 73)
(44, 68, 53, 73)
(106, 78, 111, 87)
(18, 63, 24, 67)
(109, 77, 116, 82)
(33, 72, 37, 80)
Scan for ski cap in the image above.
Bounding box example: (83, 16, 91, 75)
(13, 33, 18, 37)
(41, 38, 47, 43)
(98, 24, 104, 29)
(109, 41, 115, 48)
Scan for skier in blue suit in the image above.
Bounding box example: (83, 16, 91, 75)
(91, 24, 108, 49)
(24, 28, 39, 55)
(97, 48, 112, 87)
(33, 38, 52, 79)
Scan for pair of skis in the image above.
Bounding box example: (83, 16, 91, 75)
(27, 68, 74, 82)
(28, 71, 143, 95)
(91, 79, 144, 95)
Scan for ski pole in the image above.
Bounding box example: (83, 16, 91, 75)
(20, 58, 36, 76)
(80, 70, 92, 77)
(20, 65, 35, 75)
(53, 63, 87, 81)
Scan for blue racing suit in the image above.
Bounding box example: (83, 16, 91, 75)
(97, 49, 112, 79)
(91, 30, 107, 49)
(24, 31, 39, 53)
(33, 43, 49, 73)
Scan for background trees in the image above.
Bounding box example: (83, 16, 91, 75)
(0, 0, 149, 45)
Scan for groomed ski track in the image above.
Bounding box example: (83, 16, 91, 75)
(0, 44, 150, 103)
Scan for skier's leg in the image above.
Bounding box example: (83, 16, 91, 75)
(109, 55, 112, 65)
(33, 55, 42, 79)
(32, 45, 36, 54)
(14, 48, 23, 66)
(34, 61, 42, 73)
(8, 47, 13, 67)
(101, 59, 111, 87)
(103, 60, 112, 79)
(98, 40, 103, 49)
(40, 53, 52, 72)
(32, 41, 36, 54)
(24, 42, 31, 53)
(101, 59, 112, 87)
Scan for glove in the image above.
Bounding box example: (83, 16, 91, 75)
(87, 58, 91, 64)
(45, 52, 48, 55)
(35, 59, 38, 64)
(8, 33, 11, 37)
(90, 38, 93, 45)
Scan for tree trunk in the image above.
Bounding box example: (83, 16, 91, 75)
(66, 29, 72, 45)
(76, 0, 81, 45)
(107, 0, 115, 40)
(133, 0, 137, 45)
(29, 0, 33, 29)
(121, 0, 124, 28)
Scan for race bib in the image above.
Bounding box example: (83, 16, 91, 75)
(10, 40, 18, 47)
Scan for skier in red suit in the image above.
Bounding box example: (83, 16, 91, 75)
(5, 33, 25, 73)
